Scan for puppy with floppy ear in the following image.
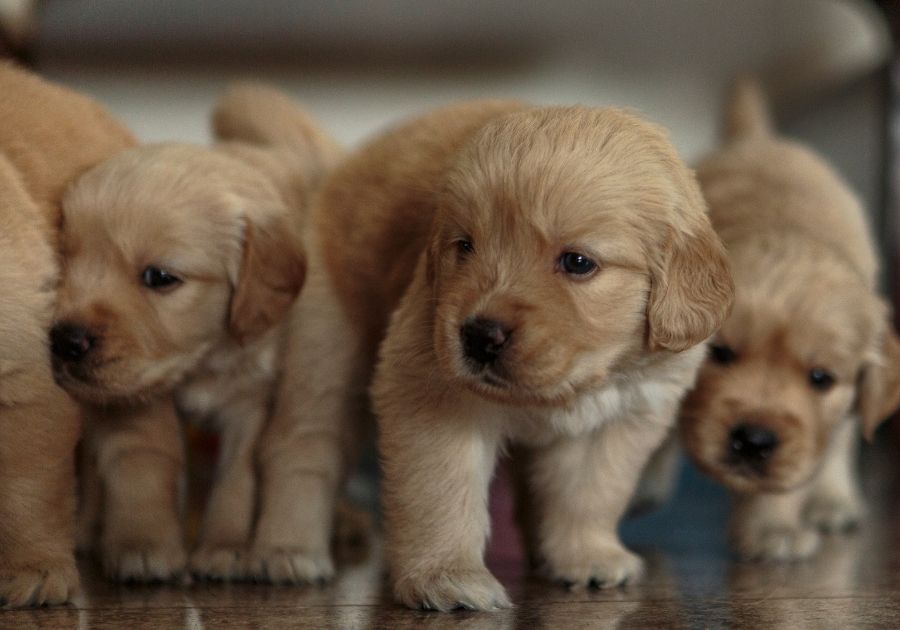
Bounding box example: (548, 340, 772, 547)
(677, 79, 900, 561)
(52, 84, 337, 582)
(0, 63, 135, 607)
(297, 100, 732, 610)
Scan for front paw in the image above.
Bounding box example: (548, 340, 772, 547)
(102, 542, 186, 583)
(189, 544, 246, 581)
(394, 566, 512, 612)
(732, 522, 821, 561)
(542, 542, 644, 589)
(804, 494, 862, 534)
(245, 546, 335, 585)
(0, 558, 79, 608)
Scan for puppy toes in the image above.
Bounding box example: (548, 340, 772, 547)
(804, 494, 863, 534)
(733, 524, 821, 561)
(103, 543, 186, 583)
(0, 559, 79, 608)
(394, 566, 512, 612)
(543, 543, 644, 590)
(189, 545, 246, 582)
(246, 547, 335, 585)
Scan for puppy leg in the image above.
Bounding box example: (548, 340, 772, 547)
(92, 397, 186, 582)
(803, 417, 863, 533)
(730, 486, 819, 561)
(190, 395, 267, 581)
(530, 416, 668, 589)
(381, 404, 508, 611)
(0, 388, 81, 608)
(247, 271, 362, 584)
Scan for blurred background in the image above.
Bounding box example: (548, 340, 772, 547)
(2, 2, 900, 622)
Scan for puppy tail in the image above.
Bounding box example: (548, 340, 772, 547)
(724, 77, 773, 141)
(213, 81, 342, 165)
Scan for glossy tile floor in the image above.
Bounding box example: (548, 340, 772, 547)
(4, 441, 900, 629)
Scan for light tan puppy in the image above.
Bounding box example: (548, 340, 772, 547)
(287, 100, 734, 610)
(678, 81, 900, 560)
(51, 84, 339, 582)
(0, 63, 135, 606)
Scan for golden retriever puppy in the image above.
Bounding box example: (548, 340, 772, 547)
(290, 100, 733, 610)
(678, 80, 900, 561)
(0, 62, 135, 606)
(50, 84, 338, 582)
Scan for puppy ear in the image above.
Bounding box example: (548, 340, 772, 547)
(229, 214, 306, 343)
(647, 214, 734, 353)
(857, 326, 900, 440)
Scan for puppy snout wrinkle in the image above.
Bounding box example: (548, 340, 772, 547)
(50, 322, 95, 362)
(729, 423, 778, 463)
(460, 317, 511, 366)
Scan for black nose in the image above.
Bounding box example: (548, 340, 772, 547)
(729, 423, 778, 463)
(460, 317, 511, 366)
(50, 323, 94, 363)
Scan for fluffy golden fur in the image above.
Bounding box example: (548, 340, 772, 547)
(298, 100, 733, 610)
(51, 83, 339, 582)
(0, 63, 135, 607)
(677, 80, 900, 560)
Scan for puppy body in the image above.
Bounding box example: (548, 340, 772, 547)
(54, 86, 337, 582)
(302, 101, 732, 610)
(678, 81, 900, 560)
(0, 63, 135, 606)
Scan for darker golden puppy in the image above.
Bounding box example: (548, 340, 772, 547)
(51, 84, 338, 582)
(678, 80, 900, 560)
(298, 101, 733, 610)
(0, 63, 135, 607)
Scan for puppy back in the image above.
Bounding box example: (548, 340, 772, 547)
(724, 77, 772, 142)
(0, 62, 136, 233)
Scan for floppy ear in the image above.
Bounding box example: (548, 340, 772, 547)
(647, 213, 734, 353)
(857, 326, 900, 440)
(229, 214, 306, 343)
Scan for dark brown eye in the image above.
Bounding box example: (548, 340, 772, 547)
(809, 368, 835, 391)
(457, 239, 474, 256)
(559, 252, 597, 276)
(710, 344, 736, 365)
(141, 266, 181, 291)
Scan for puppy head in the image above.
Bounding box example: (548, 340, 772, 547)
(51, 144, 305, 404)
(427, 107, 732, 406)
(680, 238, 899, 492)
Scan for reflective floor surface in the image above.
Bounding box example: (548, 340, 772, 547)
(4, 442, 900, 629)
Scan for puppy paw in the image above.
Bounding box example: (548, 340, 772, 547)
(102, 543, 186, 583)
(804, 494, 862, 534)
(394, 566, 512, 612)
(246, 547, 335, 585)
(732, 523, 821, 561)
(189, 545, 246, 582)
(543, 543, 644, 589)
(0, 559, 79, 608)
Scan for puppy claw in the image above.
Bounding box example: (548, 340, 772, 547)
(395, 567, 512, 612)
(804, 495, 863, 534)
(0, 560, 79, 608)
(544, 544, 643, 590)
(103, 544, 186, 583)
(734, 524, 821, 561)
(246, 547, 335, 585)
(189, 545, 246, 582)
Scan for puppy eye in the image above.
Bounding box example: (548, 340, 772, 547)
(710, 344, 736, 365)
(558, 252, 597, 276)
(456, 239, 474, 256)
(141, 266, 182, 291)
(809, 368, 835, 391)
